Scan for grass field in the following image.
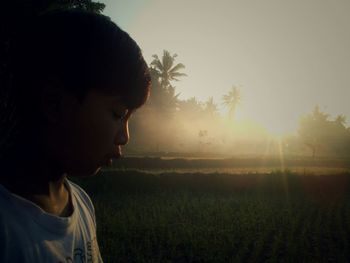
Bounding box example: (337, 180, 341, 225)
(73, 159, 350, 262)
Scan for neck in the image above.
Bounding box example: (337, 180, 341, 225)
(0, 150, 72, 217)
(1, 150, 65, 195)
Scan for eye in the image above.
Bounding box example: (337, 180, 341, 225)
(112, 110, 129, 121)
(112, 111, 125, 121)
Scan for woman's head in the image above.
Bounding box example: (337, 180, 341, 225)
(2, 9, 151, 176)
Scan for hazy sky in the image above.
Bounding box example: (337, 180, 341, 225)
(101, 0, 350, 135)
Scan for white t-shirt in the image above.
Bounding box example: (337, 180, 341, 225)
(0, 179, 103, 263)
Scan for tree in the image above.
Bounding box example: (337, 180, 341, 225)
(298, 106, 350, 158)
(222, 85, 241, 119)
(149, 50, 187, 116)
(1, 0, 104, 38)
(178, 97, 203, 120)
(204, 97, 219, 118)
(150, 50, 187, 91)
(335, 114, 346, 127)
(147, 67, 180, 116)
(298, 106, 329, 158)
(312, 105, 329, 122)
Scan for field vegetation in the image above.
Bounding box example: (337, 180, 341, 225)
(74, 158, 350, 262)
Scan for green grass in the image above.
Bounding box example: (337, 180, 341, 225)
(73, 170, 350, 262)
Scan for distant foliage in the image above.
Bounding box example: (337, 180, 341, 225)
(222, 85, 241, 119)
(129, 50, 231, 153)
(150, 50, 187, 91)
(177, 97, 204, 120)
(204, 97, 219, 118)
(298, 106, 350, 158)
(148, 50, 187, 116)
(0, 1, 104, 39)
(128, 50, 189, 152)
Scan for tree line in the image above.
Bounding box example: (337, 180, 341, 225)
(130, 50, 350, 158)
(297, 106, 350, 158)
(146, 50, 241, 120)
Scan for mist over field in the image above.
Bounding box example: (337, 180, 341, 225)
(126, 101, 350, 158)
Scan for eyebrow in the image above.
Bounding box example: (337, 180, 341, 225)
(108, 96, 123, 104)
(111, 104, 132, 118)
(106, 96, 135, 114)
(108, 97, 127, 109)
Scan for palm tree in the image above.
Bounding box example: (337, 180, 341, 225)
(222, 86, 241, 119)
(178, 97, 203, 118)
(150, 50, 187, 91)
(312, 105, 329, 122)
(204, 97, 218, 118)
(335, 114, 346, 127)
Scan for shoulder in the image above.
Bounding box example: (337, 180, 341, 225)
(66, 179, 96, 225)
(0, 189, 26, 262)
(67, 180, 94, 208)
(0, 213, 11, 262)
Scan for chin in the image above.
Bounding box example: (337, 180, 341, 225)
(86, 166, 101, 177)
(69, 166, 101, 177)
(92, 166, 102, 175)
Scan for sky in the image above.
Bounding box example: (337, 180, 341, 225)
(101, 0, 350, 135)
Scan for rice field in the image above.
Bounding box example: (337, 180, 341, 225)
(73, 159, 350, 262)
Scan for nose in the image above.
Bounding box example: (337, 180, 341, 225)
(114, 120, 130, 146)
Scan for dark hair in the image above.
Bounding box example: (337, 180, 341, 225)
(1, 9, 150, 161)
(11, 9, 151, 108)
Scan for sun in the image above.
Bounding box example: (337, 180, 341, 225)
(260, 118, 298, 138)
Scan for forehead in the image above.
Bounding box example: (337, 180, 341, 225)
(84, 89, 128, 110)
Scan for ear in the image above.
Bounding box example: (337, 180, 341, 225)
(40, 83, 78, 124)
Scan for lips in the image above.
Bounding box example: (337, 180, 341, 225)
(115, 145, 122, 158)
(104, 146, 122, 167)
(105, 154, 122, 167)
(111, 147, 122, 160)
(106, 158, 113, 167)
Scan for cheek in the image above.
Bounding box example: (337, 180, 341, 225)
(61, 111, 117, 171)
(77, 116, 116, 155)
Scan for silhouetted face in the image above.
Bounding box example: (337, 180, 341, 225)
(48, 89, 130, 177)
